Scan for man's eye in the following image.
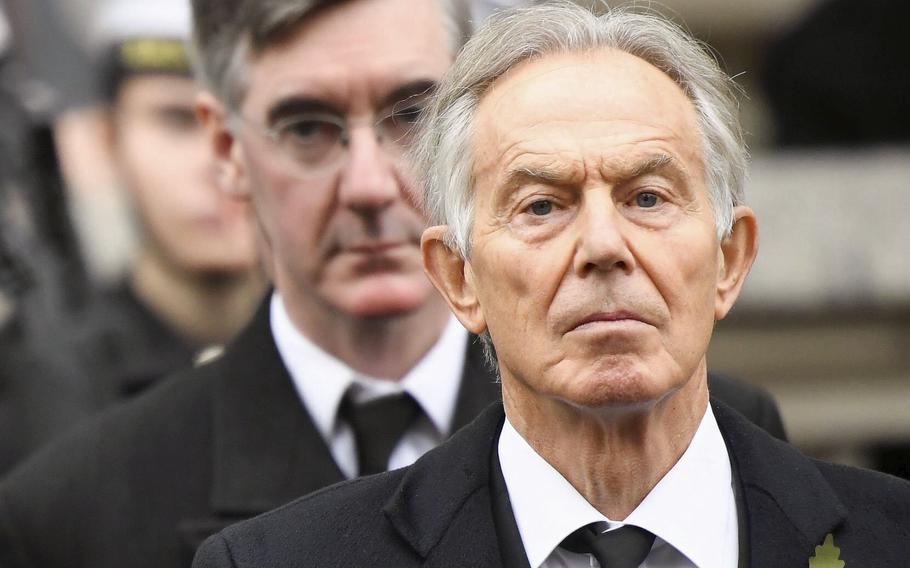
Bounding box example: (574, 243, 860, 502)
(157, 107, 198, 130)
(387, 90, 433, 125)
(528, 200, 553, 216)
(635, 192, 660, 208)
(390, 104, 425, 124)
(280, 119, 339, 144)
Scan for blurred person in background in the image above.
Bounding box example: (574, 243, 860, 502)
(0, 1, 784, 566)
(0, 1, 103, 475)
(0, 0, 263, 476)
(70, 0, 264, 396)
(0, 4, 31, 314)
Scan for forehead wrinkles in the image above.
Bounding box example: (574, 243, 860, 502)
(472, 48, 705, 169)
(476, 133, 706, 213)
(244, 47, 411, 116)
(241, 0, 450, 115)
(478, 124, 699, 196)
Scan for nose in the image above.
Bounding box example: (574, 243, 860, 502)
(572, 192, 636, 276)
(336, 125, 399, 218)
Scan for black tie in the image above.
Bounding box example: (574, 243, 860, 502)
(560, 522, 655, 568)
(340, 391, 421, 476)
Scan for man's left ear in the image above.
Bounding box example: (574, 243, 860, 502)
(715, 206, 758, 320)
(421, 226, 487, 335)
(195, 91, 249, 200)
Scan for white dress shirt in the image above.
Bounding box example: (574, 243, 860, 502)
(499, 406, 738, 568)
(270, 293, 468, 479)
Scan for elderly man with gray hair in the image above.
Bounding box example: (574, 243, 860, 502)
(194, 3, 910, 567)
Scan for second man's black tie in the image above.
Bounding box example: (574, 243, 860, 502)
(560, 522, 656, 568)
(340, 391, 421, 476)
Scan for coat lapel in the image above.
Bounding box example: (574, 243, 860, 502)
(383, 398, 847, 568)
(182, 313, 500, 557)
(713, 399, 847, 567)
(209, 298, 346, 515)
(384, 403, 507, 568)
(209, 322, 499, 515)
(178, 298, 346, 556)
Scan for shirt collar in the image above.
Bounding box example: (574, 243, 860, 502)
(499, 404, 736, 568)
(499, 418, 605, 568)
(269, 292, 468, 441)
(624, 406, 737, 568)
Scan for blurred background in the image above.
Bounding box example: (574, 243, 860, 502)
(1, 0, 907, 474)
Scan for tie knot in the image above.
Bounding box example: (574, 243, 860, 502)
(340, 391, 421, 476)
(560, 522, 655, 568)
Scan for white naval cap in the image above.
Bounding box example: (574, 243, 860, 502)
(91, 0, 191, 52)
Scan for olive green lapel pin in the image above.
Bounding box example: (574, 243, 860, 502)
(808, 533, 844, 568)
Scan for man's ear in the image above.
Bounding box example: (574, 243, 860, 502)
(195, 91, 249, 199)
(715, 205, 758, 320)
(421, 226, 487, 334)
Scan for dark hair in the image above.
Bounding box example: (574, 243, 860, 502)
(191, 0, 471, 110)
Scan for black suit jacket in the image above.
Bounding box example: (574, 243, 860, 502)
(0, 299, 785, 568)
(0, 300, 500, 567)
(0, 282, 195, 476)
(194, 400, 910, 568)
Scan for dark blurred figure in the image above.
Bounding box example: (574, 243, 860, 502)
(0, 4, 100, 475)
(2, 0, 93, 308)
(65, 0, 264, 397)
(0, 0, 263, 476)
(762, 0, 910, 147)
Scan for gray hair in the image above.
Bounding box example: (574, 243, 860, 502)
(414, 1, 749, 260)
(191, 0, 473, 112)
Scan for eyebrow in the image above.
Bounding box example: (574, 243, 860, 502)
(500, 153, 691, 194)
(623, 153, 691, 183)
(502, 166, 576, 191)
(379, 79, 438, 110)
(265, 79, 439, 126)
(266, 98, 339, 126)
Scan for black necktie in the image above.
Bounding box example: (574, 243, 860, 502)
(340, 391, 421, 476)
(560, 522, 655, 568)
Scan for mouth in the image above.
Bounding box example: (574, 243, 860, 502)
(569, 310, 652, 333)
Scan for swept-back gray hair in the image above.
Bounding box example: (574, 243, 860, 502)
(191, 0, 473, 112)
(414, 1, 748, 259)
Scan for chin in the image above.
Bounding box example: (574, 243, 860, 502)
(560, 360, 674, 410)
(171, 241, 257, 272)
(180, 256, 258, 275)
(332, 275, 434, 319)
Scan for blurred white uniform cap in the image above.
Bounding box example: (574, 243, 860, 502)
(91, 0, 191, 52)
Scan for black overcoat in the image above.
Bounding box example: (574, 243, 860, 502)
(194, 401, 910, 567)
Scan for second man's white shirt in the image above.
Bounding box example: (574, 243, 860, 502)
(270, 292, 468, 478)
